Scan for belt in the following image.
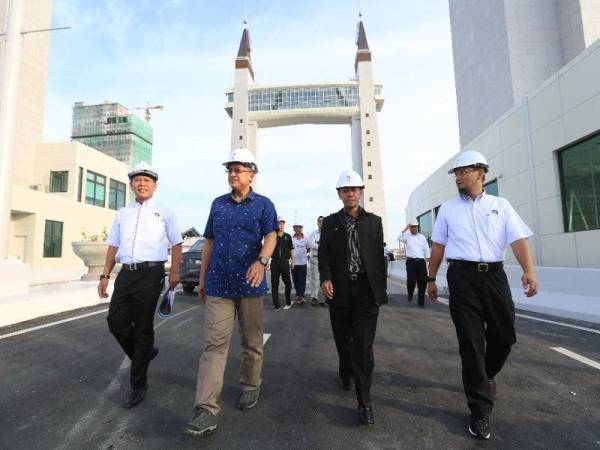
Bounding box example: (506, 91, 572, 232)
(406, 257, 425, 261)
(122, 261, 165, 271)
(348, 272, 367, 281)
(447, 259, 502, 272)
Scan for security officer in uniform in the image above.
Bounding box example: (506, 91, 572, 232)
(427, 151, 538, 440)
(319, 169, 387, 426)
(99, 161, 183, 409)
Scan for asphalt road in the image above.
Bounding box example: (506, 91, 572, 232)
(1, 279, 599, 449)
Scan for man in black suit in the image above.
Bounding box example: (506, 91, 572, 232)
(318, 169, 387, 426)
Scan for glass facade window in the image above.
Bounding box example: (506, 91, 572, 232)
(49, 171, 68, 192)
(44, 220, 63, 258)
(418, 210, 433, 245)
(227, 92, 234, 103)
(248, 85, 359, 112)
(86, 170, 106, 207)
(484, 178, 499, 196)
(109, 179, 126, 210)
(559, 133, 600, 232)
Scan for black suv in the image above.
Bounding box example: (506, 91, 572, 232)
(180, 239, 205, 293)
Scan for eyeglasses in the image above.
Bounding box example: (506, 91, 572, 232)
(453, 167, 477, 177)
(226, 168, 253, 175)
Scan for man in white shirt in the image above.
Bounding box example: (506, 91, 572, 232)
(398, 221, 430, 307)
(291, 224, 309, 304)
(427, 151, 538, 440)
(308, 216, 326, 307)
(98, 162, 183, 409)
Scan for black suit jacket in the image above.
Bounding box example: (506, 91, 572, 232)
(318, 208, 387, 306)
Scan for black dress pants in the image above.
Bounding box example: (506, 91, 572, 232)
(328, 276, 379, 407)
(406, 258, 427, 305)
(447, 264, 516, 418)
(107, 265, 165, 389)
(270, 259, 292, 307)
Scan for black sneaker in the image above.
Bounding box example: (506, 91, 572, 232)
(184, 407, 218, 437)
(311, 298, 319, 306)
(468, 415, 491, 440)
(407, 295, 413, 302)
(238, 388, 260, 410)
(272, 306, 281, 311)
(488, 379, 497, 401)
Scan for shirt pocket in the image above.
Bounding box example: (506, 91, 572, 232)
(486, 213, 504, 243)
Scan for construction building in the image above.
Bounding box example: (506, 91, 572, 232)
(71, 101, 153, 167)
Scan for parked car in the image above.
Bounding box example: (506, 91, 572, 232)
(180, 238, 205, 293)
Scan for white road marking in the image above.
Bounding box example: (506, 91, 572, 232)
(263, 333, 271, 345)
(0, 309, 109, 340)
(517, 314, 600, 335)
(550, 347, 600, 371)
(388, 278, 600, 335)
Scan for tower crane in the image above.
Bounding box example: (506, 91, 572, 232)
(134, 104, 164, 122)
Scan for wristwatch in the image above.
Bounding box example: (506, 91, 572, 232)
(427, 276, 436, 282)
(100, 274, 110, 280)
(258, 256, 269, 266)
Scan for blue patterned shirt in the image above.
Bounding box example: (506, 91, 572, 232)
(204, 190, 278, 298)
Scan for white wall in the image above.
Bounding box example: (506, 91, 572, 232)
(407, 40, 600, 268)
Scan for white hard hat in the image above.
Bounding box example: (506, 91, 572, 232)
(128, 161, 158, 181)
(336, 169, 364, 189)
(448, 150, 489, 174)
(223, 148, 258, 173)
(277, 216, 285, 223)
(409, 220, 419, 226)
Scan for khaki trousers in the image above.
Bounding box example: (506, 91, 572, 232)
(308, 259, 322, 300)
(194, 296, 263, 414)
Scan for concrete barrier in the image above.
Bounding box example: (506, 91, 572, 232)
(388, 260, 600, 324)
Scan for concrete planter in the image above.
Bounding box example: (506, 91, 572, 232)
(72, 241, 107, 281)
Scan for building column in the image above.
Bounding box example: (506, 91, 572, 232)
(0, 0, 26, 259)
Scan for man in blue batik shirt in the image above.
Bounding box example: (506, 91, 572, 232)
(185, 148, 278, 438)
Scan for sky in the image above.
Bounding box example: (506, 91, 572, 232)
(43, 0, 460, 245)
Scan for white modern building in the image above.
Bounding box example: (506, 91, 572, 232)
(0, 0, 130, 293)
(225, 22, 388, 236)
(449, 0, 600, 147)
(407, 36, 600, 268)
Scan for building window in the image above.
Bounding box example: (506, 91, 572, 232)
(365, 113, 370, 117)
(239, 118, 243, 123)
(239, 135, 243, 140)
(559, 133, 600, 232)
(367, 161, 371, 166)
(369, 196, 373, 202)
(484, 179, 499, 196)
(86, 170, 106, 207)
(368, 175, 372, 179)
(49, 171, 68, 193)
(43, 220, 63, 258)
(366, 130, 370, 135)
(367, 141, 371, 147)
(417, 210, 433, 246)
(77, 167, 83, 202)
(109, 179, 126, 210)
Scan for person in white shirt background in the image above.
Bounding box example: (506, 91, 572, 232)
(291, 224, 310, 304)
(307, 216, 326, 307)
(398, 221, 430, 307)
(427, 150, 538, 441)
(98, 162, 183, 409)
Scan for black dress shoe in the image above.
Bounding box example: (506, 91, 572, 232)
(358, 406, 374, 425)
(124, 387, 147, 409)
(340, 377, 352, 391)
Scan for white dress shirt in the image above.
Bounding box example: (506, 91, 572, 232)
(107, 197, 183, 264)
(398, 231, 430, 259)
(292, 234, 310, 265)
(431, 192, 532, 262)
(308, 229, 320, 260)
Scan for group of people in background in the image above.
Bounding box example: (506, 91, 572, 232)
(270, 216, 326, 310)
(98, 147, 538, 442)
